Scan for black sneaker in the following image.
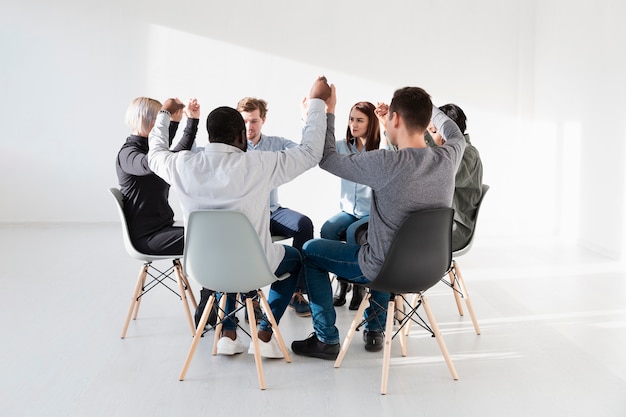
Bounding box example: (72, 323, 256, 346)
(363, 330, 384, 352)
(244, 298, 263, 324)
(291, 333, 340, 360)
(194, 290, 218, 329)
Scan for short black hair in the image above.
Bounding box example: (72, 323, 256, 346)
(389, 87, 432, 133)
(206, 106, 245, 145)
(439, 103, 467, 134)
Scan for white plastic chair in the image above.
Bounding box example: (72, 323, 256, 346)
(441, 184, 489, 335)
(178, 210, 291, 390)
(108, 188, 197, 338)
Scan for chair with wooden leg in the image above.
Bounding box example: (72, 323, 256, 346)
(334, 207, 459, 395)
(439, 184, 489, 335)
(178, 210, 292, 390)
(402, 184, 489, 337)
(108, 187, 197, 339)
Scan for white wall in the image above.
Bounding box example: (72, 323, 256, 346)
(531, 0, 626, 258)
(1, 0, 625, 259)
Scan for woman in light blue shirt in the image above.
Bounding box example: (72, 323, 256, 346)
(320, 101, 382, 309)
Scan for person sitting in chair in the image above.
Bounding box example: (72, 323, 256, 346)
(291, 86, 466, 359)
(426, 103, 483, 251)
(147, 76, 333, 358)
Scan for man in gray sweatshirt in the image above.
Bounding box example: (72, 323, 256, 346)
(291, 86, 466, 359)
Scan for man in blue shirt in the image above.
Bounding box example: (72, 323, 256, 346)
(236, 97, 315, 318)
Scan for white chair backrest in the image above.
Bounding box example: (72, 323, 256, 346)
(184, 210, 278, 293)
(108, 187, 170, 262)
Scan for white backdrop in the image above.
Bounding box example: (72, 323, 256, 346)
(1, 0, 625, 260)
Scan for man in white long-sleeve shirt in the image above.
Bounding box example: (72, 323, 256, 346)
(148, 76, 333, 358)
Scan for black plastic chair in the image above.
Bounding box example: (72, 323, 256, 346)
(333, 207, 458, 394)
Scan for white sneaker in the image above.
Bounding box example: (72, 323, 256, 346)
(248, 335, 284, 359)
(216, 336, 245, 355)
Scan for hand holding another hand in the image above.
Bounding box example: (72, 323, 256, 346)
(309, 76, 331, 102)
(325, 84, 336, 114)
(162, 98, 185, 116)
(184, 98, 200, 119)
(375, 102, 389, 128)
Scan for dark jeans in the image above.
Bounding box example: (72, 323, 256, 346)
(270, 206, 313, 292)
(221, 245, 300, 332)
(302, 238, 389, 344)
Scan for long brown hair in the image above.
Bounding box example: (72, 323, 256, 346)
(345, 101, 381, 151)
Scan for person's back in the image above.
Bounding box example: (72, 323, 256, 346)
(148, 82, 329, 273)
(320, 98, 465, 280)
(427, 103, 483, 251)
(116, 137, 174, 240)
(291, 86, 466, 359)
(158, 140, 313, 269)
(452, 135, 482, 250)
(147, 76, 333, 358)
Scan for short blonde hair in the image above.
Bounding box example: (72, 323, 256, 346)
(125, 97, 162, 136)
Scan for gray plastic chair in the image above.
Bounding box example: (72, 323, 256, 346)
(108, 187, 197, 338)
(178, 210, 291, 390)
(333, 207, 459, 394)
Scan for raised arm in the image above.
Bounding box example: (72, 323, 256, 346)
(431, 105, 466, 169)
(172, 98, 200, 152)
(147, 98, 186, 183)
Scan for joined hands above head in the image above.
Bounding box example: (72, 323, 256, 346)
(162, 98, 185, 116)
(375, 102, 389, 130)
(184, 98, 201, 119)
(309, 76, 332, 102)
(307, 75, 335, 114)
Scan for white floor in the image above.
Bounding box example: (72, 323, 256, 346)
(1, 223, 625, 417)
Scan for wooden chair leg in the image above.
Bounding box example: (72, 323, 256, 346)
(177, 265, 198, 309)
(450, 261, 464, 316)
(403, 293, 420, 337)
(173, 260, 196, 336)
(397, 296, 407, 357)
(179, 295, 216, 381)
(380, 299, 396, 395)
(421, 294, 458, 380)
(454, 262, 481, 335)
(334, 292, 370, 368)
(212, 293, 228, 356)
(132, 267, 148, 320)
(121, 263, 148, 339)
(246, 297, 266, 390)
(257, 290, 291, 362)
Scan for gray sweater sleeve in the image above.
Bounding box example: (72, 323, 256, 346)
(320, 105, 466, 191)
(431, 106, 466, 170)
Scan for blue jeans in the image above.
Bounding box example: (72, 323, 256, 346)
(270, 206, 313, 292)
(221, 245, 300, 332)
(302, 238, 389, 344)
(320, 212, 369, 245)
